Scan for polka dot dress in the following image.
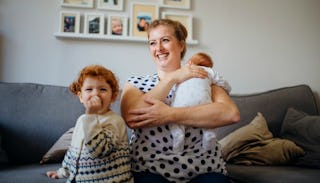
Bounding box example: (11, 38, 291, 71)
(128, 74, 228, 183)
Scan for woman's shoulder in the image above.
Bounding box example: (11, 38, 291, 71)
(127, 74, 158, 82)
(127, 74, 159, 92)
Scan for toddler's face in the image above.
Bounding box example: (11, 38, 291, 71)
(79, 76, 113, 114)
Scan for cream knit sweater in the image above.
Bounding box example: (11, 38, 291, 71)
(57, 110, 133, 183)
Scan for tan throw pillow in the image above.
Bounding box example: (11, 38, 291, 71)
(40, 127, 73, 164)
(219, 112, 304, 165)
(219, 112, 273, 161)
(228, 138, 304, 165)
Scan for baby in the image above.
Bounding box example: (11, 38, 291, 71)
(46, 65, 133, 182)
(170, 53, 231, 152)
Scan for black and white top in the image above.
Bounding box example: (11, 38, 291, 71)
(128, 74, 228, 183)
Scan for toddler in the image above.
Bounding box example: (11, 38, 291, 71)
(170, 53, 231, 152)
(46, 65, 133, 183)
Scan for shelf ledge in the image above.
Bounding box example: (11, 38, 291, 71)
(54, 32, 199, 45)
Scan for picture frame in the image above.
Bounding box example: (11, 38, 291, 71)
(161, 0, 191, 10)
(162, 12, 193, 41)
(84, 13, 105, 35)
(61, 0, 94, 8)
(130, 2, 159, 38)
(59, 11, 81, 34)
(97, 0, 124, 11)
(107, 15, 128, 36)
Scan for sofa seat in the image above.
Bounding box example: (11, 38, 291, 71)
(227, 164, 319, 183)
(0, 163, 65, 183)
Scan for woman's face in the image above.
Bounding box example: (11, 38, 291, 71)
(148, 25, 184, 71)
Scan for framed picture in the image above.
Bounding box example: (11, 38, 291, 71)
(108, 15, 128, 36)
(162, 12, 193, 40)
(161, 0, 191, 9)
(61, 0, 94, 8)
(130, 2, 159, 38)
(97, 0, 124, 11)
(84, 13, 105, 35)
(59, 11, 80, 33)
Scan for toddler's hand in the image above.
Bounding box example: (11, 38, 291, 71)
(46, 171, 59, 179)
(85, 96, 103, 114)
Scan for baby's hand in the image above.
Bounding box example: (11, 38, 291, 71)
(46, 171, 59, 179)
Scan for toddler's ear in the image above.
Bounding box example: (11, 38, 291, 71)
(77, 92, 84, 103)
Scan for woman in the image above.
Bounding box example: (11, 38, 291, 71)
(121, 19, 240, 183)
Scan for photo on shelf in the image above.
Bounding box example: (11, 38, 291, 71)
(130, 2, 159, 38)
(162, 12, 193, 41)
(161, 0, 191, 9)
(108, 15, 128, 36)
(84, 13, 105, 35)
(97, 0, 124, 11)
(59, 11, 80, 33)
(61, 0, 94, 8)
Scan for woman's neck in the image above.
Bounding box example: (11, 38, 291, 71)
(157, 68, 178, 81)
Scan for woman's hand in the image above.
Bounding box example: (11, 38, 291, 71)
(169, 64, 208, 84)
(126, 97, 172, 128)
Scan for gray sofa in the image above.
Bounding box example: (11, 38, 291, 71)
(0, 82, 319, 183)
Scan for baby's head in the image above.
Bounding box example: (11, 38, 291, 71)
(69, 65, 119, 101)
(188, 52, 213, 68)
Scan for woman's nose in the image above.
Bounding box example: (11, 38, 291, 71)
(156, 42, 163, 51)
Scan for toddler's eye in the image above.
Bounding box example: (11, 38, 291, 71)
(100, 88, 107, 92)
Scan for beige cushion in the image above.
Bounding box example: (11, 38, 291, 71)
(219, 112, 304, 165)
(219, 112, 273, 160)
(40, 127, 73, 164)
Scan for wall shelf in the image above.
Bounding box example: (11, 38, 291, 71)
(54, 32, 199, 45)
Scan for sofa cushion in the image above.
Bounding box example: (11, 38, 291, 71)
(227, 164, 320, 183)
(40, 128, 73, 164)
(220, 112, 304, 165)
(280, 108, 320, 168)
(0, 82, 84, 164)
(219, 112, 272, 160)
(217, 85, 319, 140)
(0, 134, 8, 164)
(0, 163, 66, 183)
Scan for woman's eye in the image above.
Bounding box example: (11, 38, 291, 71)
(162, 38, 170, 43)
(148, 41, 156, 46)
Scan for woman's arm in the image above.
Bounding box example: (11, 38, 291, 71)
(120, 78, 176, 128)
(126, 85, 240, 129)
(121, 65, 208, 128)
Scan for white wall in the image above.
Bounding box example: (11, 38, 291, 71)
(0, 0, 319, 106)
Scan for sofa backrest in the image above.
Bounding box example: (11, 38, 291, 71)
(216, 84, 319, 140)
(1, 82, 318, 164)
(0, 82, 85, 164)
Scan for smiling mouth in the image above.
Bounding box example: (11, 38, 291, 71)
(157, 53, 168, 60)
